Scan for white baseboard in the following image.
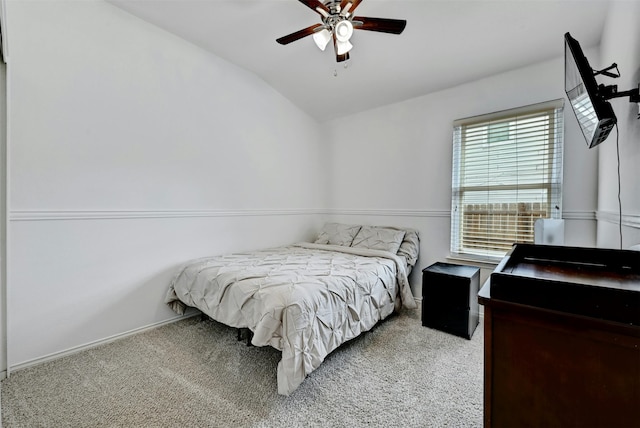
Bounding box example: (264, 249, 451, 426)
(8, 312, 200, 375)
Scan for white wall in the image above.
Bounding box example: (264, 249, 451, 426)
(596, 0, 640, 248)
(5, 0, 630, 371)
(6, 0, 325, 368)
(324, 56, 600, 297)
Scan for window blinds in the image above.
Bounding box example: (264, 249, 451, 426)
(451, 99, 564, 260)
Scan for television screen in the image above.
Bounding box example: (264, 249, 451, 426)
(564, 32, 616, 148)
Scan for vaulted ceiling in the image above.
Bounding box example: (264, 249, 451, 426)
(107, 0, 610, 122)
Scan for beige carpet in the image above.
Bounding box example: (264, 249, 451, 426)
(1, 309, 483, 427)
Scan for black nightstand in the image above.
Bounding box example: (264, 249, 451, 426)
(422, 262, 480, 339)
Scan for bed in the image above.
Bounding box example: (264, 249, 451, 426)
(165, 223, 420, 395)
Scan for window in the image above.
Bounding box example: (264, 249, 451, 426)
(451, 100, 564, 261)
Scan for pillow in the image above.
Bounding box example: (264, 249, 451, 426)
(397, 228, 420, 268)
(314, 223, 362, 246)
(351, 226, 406, 254)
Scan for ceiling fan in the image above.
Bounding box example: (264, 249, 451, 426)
(276, 0, 407, 62)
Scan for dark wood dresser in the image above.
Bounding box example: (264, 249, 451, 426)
(478, 244, 640, 428)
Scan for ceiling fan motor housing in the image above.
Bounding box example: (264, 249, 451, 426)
(326, 1, 343, 15)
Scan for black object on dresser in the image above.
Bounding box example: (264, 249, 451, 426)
(422, 262, 480, 339)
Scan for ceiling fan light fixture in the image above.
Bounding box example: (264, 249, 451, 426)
(313, 28, 332, 51)
(336, 39, 353, 55)
(335, 20, 353, 42)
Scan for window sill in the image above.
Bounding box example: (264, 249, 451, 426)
(446, 254, 500, 270)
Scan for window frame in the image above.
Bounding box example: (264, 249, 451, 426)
(450, 99, 564, 262)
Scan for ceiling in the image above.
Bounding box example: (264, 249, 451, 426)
(107, 0, 610, 122)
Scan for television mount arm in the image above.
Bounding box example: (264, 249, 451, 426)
(593, 63, 620, 78)
(599, 84, 640, 103)
(594, 63, 640, 118)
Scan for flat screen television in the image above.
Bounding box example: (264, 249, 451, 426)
(564, 32, 616, 148)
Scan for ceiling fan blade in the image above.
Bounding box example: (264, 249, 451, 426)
(276, 23, 323, 45)
(339, 0, 364, 16)
(352, 16, 407, 34)
(337, 52, 350, 63)
(298, 0, 331, 17)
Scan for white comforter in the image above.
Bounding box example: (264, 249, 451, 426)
(165, 242, 416, 395)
